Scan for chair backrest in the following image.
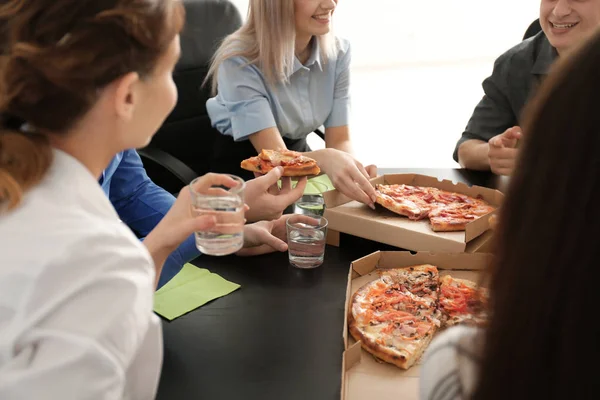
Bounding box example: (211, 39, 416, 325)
(523, 18, 542, 41)
(145, 0, 243, 176)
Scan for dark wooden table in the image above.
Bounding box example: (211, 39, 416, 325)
(156, 168, 500, 400)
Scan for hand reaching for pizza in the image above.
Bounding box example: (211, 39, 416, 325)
(312, 148, 377, 208)
(488, 126, 522, 176)
(236, 214, 318, 256)
(244, 167, 307, 222)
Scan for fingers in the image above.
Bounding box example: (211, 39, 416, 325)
(280, 176, 292, 192)
(236, 244, 281, 257)
(490, 127, 522, 148)
(350, 167, 378, 206)
(357, 163, 370, 181)
(503, 126, 522, 140)
(335, 173, 375, 209)
(191, 173, 242, 194)
(286, 214, 320, 226)
(278, 177, 307, 205)
(489, 146, 518, 162)
(490, 155, 516, 176)
(366, 164, 378, 178)
(182, 214, 217, 237)
(237, 227, 288, 256)
(259, 167, 284, 187)
(194, 209, 245, 225)
(205, 187, 233, 196)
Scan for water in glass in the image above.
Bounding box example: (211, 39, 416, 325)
(288, 227, 326, 268)
(193, 196, 244, 256)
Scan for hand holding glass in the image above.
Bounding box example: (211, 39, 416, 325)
(189, 174, 245, 256)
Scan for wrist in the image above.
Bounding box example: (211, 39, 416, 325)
(144, 229, 176, 268)
(306, 148, 330, 167)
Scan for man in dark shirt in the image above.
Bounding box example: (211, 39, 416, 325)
(455, 0, 600, 175)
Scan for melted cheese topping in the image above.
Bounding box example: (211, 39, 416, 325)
(258, 149, 312, 166)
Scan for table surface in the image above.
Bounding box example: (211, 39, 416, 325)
(156, 168, 501, 400)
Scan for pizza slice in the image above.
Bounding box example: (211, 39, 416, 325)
(240, 149, 320, 177)
(359, 270, 440, 324)
(438, 275, 488, 327)
(375, 184, 439, 220)
(348, 307, 437, 369)
(428, 201, 495, 232)
(349, 278, 438, 369)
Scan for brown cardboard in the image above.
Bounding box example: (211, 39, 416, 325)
(341, 251, 492, 400)
(324, 174, 503, 253)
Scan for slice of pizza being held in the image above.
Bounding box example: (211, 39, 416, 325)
(240, 149, 320, 177)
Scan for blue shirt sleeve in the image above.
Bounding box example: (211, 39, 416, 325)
(108, 150, 200, 288)
(324, 40, 351, 128)
(207, 57, 277, 141)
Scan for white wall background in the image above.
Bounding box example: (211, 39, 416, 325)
(229, 0, 540, 167)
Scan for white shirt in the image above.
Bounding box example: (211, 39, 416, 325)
(0, 150, 162, 399)
(419, 325, 482, 400)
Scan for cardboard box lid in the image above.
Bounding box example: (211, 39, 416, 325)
(341, 251, 492, 400)
(325, 174, 503, 253)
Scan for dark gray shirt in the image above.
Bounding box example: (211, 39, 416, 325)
(453, 32, 558, 162)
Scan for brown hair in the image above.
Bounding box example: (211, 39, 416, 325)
(472, 28, 600, 400)
(0, 0, 184, 211)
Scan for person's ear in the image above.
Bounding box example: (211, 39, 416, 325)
(112, 72, 140, 121)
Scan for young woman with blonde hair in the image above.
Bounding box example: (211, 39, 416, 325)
(206, 0, 378, 208)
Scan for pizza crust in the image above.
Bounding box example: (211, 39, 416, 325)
(429, 219, 470, 232)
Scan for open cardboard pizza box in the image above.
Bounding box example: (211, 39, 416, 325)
(323, 174, 503, 253)
(341, 251, 491, 400)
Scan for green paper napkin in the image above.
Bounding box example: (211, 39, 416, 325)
(154, 263, 240, 321)
(305, 175, 334, 194)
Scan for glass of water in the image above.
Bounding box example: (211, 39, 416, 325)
(286, 215, 328, 269)
(189, 174, 245, 256)
(293, 181, 329, 217)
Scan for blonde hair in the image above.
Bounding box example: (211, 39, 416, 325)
(206, 0, 338, 93)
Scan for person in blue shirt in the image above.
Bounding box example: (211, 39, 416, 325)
(102, 149, 306, 288)
(205, 0, 377, 209)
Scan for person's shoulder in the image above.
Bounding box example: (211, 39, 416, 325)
(420, 326, 483, 400)
(220, 54, 264, 80)
(494, 31, 547, 68)
(334, 36, 351, 54)
(425, 325, 482, 362)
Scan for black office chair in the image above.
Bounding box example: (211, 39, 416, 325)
(523, 18, 542, 41)
(138, 0, 243, 193)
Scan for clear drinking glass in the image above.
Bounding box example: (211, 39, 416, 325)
(293, 181, 329, 217)
(286, 215, 328, 269)
(189, 174, 245, 256)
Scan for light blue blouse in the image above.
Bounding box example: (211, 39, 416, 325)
(206, 37, 351, 141)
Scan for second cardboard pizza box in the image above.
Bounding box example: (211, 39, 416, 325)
(323, 174, 503, 253)
(340, 251, 491, 400)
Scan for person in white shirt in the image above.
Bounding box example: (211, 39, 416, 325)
(0, 0, 299, 398)
(420, 25, 600, 400)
